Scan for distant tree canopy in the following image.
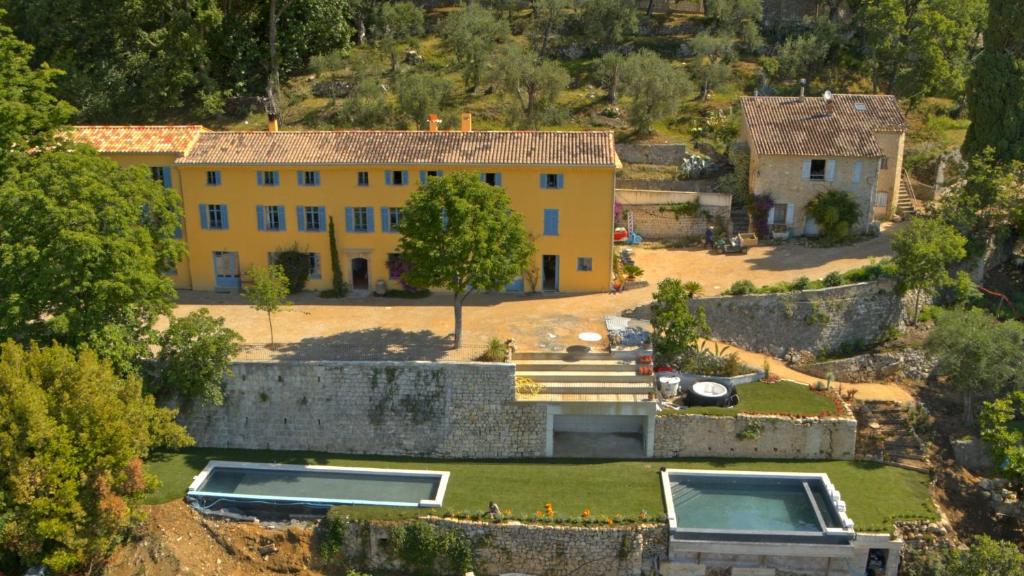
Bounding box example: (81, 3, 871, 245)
(486, 43, 570, 127)
(1, 0, 353, 121)
(620, 50, 693, 134)
(441, 4, 510, 90)
(578, 0, 638, 53)
(963, 0, 1024, 161)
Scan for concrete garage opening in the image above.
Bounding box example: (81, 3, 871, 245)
(552, 414, 647, 459)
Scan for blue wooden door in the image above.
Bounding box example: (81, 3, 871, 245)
(213, 251, 241, 290)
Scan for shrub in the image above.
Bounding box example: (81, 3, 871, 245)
(515, 376, 541, 396)
(478, 337, 508, 362)
(805, 189, 861, 243)
(790, 276, 811, 290)
(842, 259, 896, 283)
(725, 279, 757, 295)
(274, 248, 311, 293)
(151, 309, 242, 405)
(823, 271, 843, 287)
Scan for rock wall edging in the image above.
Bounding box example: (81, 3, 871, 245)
(654, 413, 858, 460)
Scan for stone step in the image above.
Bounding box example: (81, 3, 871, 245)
(660, 562, 707, 576)
(517, 370, 651, 383)
(539, 382, 654, 395)
(512, 351, 642, 362)
(514, 360, 636, 372)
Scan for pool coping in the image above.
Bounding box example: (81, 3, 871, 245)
(187, 460, 450, 508)
(660, 469, 855, 541)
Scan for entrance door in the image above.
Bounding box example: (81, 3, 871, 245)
(213, 251, 240, 291)
(542, 255, 558, 292)
(351, 257, 369, 290)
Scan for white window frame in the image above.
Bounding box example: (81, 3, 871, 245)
(208, 204, 225, 229)
(352, 207, 369, 232)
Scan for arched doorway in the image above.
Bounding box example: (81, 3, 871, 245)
(351, 257, 369, 290)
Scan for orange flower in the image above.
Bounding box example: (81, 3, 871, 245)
(582, 508, 591, 519)
(503, 508, 512, 516)
(606, 517, 614, 525)
(535, 510, 544, 518)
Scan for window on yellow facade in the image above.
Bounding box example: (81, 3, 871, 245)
(346, 207, 374, 232)
(540, 173, 563, 189)
(386, 171, 409, 186)
(358, 171, 369, 186)
(577, 257, 593, 272)
(257, 205, 285, 231)
(199, 203, 228, 229)
(481, 172, 502, 186)
(297, 205, 326, 231)
(381, 207, 402, 232)
(206, 170, 221, 185)
(308, 253, 322, 279)
(298, 170, 321, 186)
(257, 170, 279, 186)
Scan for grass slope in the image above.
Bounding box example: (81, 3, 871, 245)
(146, 448, 935, 532)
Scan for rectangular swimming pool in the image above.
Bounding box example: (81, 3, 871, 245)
(187, 461, 449, 514)
(661, 469, 855, 544)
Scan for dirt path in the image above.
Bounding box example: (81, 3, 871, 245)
(104, 501, 319, 576)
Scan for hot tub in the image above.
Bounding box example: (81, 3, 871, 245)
(187, 460, 449, 516)
(661, 469, 855, 545)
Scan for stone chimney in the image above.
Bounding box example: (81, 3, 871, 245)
(461, 112, 473, 132)
(267, 112, 279, 132)
(427, 114, 440, 132)
(799, 78, 807, 102)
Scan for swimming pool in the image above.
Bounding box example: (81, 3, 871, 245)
(187, 461, 449, 514)
(661, 469, 855, 544)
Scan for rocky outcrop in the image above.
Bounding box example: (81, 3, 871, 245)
(800, 348, 936, 383)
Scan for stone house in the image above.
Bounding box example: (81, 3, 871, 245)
(739, 94, 907, 237)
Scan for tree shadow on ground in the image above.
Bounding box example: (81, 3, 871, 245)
(254, 327, 462, 362)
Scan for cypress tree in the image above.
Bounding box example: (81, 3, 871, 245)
(963, 0, 1024, 161)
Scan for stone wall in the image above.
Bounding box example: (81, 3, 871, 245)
(800, 348, 936, 383)
(653, 412, 857, 460)
(615, 178, 718, 192)
(325, 517, 668, 576)
(689, 281, 910, 357)
(619, 203, 732, 241)
(616, 143, 689, 165)
(176, 361, 547, 458)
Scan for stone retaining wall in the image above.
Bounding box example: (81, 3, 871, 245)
(653, 413, 858, 460)
(689, 281, 910, 357)
(619, 203, 732, 240)
(176, 361, 547, 458)
(325, 517, 668, 576)
(800, 348, 936, 383)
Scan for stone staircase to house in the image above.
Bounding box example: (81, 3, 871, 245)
(896, 171, 921, 218)
(512, 351, 655, 398)
(855, 401, 929, 471)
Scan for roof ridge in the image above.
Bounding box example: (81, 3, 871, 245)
(198, 129, 612, 135)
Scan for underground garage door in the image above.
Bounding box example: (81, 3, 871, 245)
(552, 415, 645, 459)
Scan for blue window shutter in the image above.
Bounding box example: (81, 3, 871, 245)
(314, 172, 320, 186)
(275, 171, 281, 185)
(437, 170, 444, 177)
(419, 171, 427, 185)
(199, 204, 209, 229)
(401, 171, 408, 186)
(318, 206, 326, 231)
(385, 171, 393, 186)
(540, 174, 547, 188)
(367, 207, 375, 232)
(802, 160, 812, 180)
(222, 205, 229, 229)
(277, 205, 286, 231)
(480, 173, 487, 183)
(381, 207, 390, 232)
(495, 173, 502, 187)
(556, 174, 564, 189)
(257, 171, 263, 186)
(214, 171, 221, 185)
(544, 209, 558, 236)
(162, 166, 172, 188)
(345, 207, 354, 232)
(297, 171, 304, 186)
(257, 205, 265, 230)
(297, 205, 306, 231)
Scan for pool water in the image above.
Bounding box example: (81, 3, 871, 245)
(671, 477, 823, 532)
(196, 466, 440, 504)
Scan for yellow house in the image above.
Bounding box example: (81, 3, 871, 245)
(739, 94, 908, 236)
(70, 125, 207, 289)
(73, 121, 618, 293)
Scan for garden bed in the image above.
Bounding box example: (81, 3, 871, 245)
(145, 448, 936, 533)
(663, 381, 846, 417)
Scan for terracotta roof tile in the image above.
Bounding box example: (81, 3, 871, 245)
(175, 130, 618, 167)
(741, 95, 906, 157)
(71, 125, 207, 155)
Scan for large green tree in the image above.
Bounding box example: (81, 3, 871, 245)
(620, 50, 693, 135)
(703, 0, 764, 53)
(963, 0, 1024, 160)
(890, 218, 967, 322)
(397, 172, 533, 348)
(527, 0, 570, 56)
(903, 535, 1024, 576)
(0, 151, 185, 370)
(0, 341, 192, 573)
(243, 264, 291, 347)
(150, 309, 243, 406)
(577, 0, 638, 53)
(925, 309, 1024, 423)
(650, 278, 710, 368)
(441, 4, 510, 90)
(0, 12, 74, 171)
(486, 44, 570, 127)
(981, 391, 1024, 492)
(396, 72, 452, 129)
(373, 1, 425, 73)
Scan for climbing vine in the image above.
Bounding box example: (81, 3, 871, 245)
(657, 200, 701, 220)
(390, 521, 474, 576)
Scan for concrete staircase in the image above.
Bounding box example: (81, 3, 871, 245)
(896, 171, 920, 218)
(512, 351, 654, 397)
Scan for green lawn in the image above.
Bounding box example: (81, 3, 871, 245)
(146, 448, 935, 532)
(667, 381, 842, 417)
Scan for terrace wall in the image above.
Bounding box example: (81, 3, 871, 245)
(653, 413, 858, 460)
(175, 361, 547, 458)
(689, 280, 911, 357)
(325, 518, 668, 576)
